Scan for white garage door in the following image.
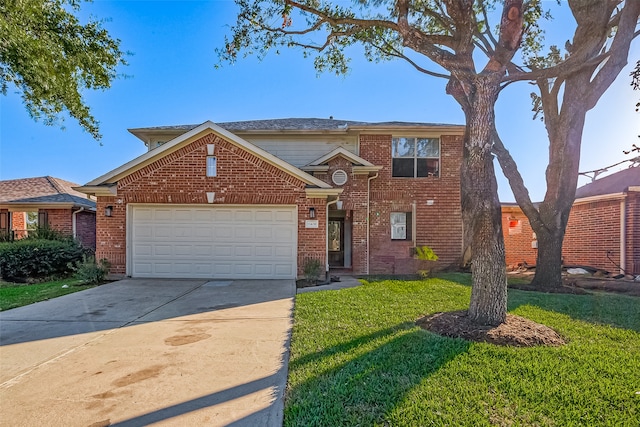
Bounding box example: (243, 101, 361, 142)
(130, 205, 297, 279)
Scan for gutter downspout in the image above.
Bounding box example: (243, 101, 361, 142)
(366, 173, 379, 275)
(72, 207, 85, 240)
(620, 197, 626, 275)
(326, 198, 339, 279)
(412, 201, 417, 248)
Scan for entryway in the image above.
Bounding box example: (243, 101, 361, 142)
(328, 210, 351, 268)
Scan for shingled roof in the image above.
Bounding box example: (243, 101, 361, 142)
(130, 117, 463, 133)
(575, 166, 640, 199)
(0, 176, 96, 209)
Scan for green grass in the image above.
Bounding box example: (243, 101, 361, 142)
(285, 276, 640, 426)
(0, 279, 95, 311)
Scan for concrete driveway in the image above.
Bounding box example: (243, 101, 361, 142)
(0, 279, 295, 426)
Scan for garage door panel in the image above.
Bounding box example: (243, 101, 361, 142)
(255, 246, 272, 257)
(194, 245, 213, 256)
(235, 211, 253, 222)
(255, 264, 273, 275)
(255, 211, 273, 221)
(275, 210, 294, 222)
(214, 245, 233, 256)
(131, 205, 297, 279)
(154, 227, 172, 239)
(133, 263, 152, 274)
(174, 226, 193, 238)
(214, 227, 233, 239)
(234, 246, 252, 257)
(154, 210, 173, 221)
(275, 264, 294, 276)
(255, 227, 273, 239)
(175, 245, 192, 256)
(154, 245, 172, 256)
(235, 228, 252, 239)
(274, 246, 293, 257)
(193, 210, 214, 221)
(174, 210, 193, 221)
(134, 244, 152, 256)
(154, 263, 172, 274)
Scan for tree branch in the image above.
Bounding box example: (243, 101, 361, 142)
(492, 125, 544, 230)
(371, 41, 451, 79)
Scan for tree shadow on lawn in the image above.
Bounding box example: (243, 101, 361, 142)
(437, 273, 639, 332)
(507, 288, 640, 332)
(284, 322, 471, 426)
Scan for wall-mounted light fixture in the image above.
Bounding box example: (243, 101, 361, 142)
(105, 206, 113, 217)
(309, 207, 316, 219)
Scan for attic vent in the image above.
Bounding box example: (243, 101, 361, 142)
(332, 169, 348, 186)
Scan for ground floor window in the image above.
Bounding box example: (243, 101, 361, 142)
(391, 212, 412, 240)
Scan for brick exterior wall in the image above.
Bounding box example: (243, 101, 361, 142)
(627, 191, 640, 274)
(314, 156, 370, 273)
(502, 210, 537, 266)
(503, 192, 639, 274)
(43, 209, 73, 235)
(76, 210, 96, 250)
(96, 132, 326, 277)
(359, 134, 464, 274)
(10, 211, 27, 239)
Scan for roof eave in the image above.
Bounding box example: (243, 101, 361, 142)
(353, 125, 465, 135)
(573, 192, 627, 205)
(73, 185, 118, 197)
(89, 122, 332, 189)
(0, 202, 95, 211)
(305, 188, 344, 198)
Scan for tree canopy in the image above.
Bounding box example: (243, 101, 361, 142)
(220, 0, 639, 325)
(0, 0, 127, 139)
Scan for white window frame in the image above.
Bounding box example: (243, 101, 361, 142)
(391, 212, 408, 240)
(206, 156, 217, 177)
(391, 137, 441, 178)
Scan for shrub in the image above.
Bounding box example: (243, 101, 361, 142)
(25, 227, 72, 241)
(0, 239, 86, 281)
(414, 246, 439, 279)
(303, 258, 323, 285)
(69, 255, 110, 284)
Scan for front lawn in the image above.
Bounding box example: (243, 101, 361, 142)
(285, 275, 640, 426)
(0, 279, 95, 311)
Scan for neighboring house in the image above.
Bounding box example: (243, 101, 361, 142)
(0, 176, 97, 249)
(502, 166, 640, 275)
(76, 118, 465, 279)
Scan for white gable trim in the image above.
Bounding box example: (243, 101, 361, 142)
(308, 147, 376, 167)
(85, 121, 331, 189)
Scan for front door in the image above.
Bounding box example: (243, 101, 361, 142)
(328, 219, 344, 267)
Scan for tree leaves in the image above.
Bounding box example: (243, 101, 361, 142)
(0, 0, 127, 140)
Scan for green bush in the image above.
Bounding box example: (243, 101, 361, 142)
(25, 227, 72, 241)
(69, 255, 110, 284)
(0, 239, 86, 281)
(303, 258, 323, 284)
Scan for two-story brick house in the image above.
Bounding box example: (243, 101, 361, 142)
(76, 119, 464, 279)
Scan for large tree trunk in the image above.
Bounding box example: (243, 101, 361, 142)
(530, 226, 564, 286)
(497, 0, 640, 289)
(462, 76, 507, 326)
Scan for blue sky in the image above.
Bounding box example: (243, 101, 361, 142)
(1, 0, 638, 202)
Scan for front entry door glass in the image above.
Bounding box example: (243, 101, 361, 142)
(328, 219, 344, 267)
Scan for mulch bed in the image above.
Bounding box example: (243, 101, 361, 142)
(417, 310, 566, 347)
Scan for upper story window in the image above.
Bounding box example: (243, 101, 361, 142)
(206, 156, 217, 177)
(392, 137, 440, 178)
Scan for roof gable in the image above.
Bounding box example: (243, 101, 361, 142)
(85, 121, 332, 189)
(307, 147, 376, 167)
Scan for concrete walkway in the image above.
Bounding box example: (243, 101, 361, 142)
(0, 279, 295, 427)
(296, 275, 362, 293)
